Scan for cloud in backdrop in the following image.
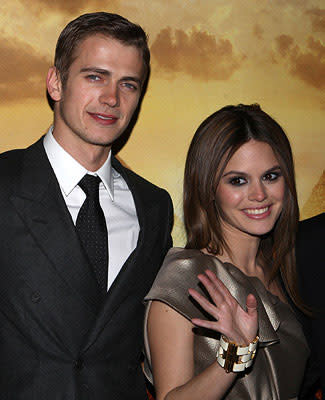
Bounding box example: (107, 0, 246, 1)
(306, 8, 325, 32)
(0, 36, 50, 102)
(253, 24, 264, 40)
(19, 0, 120, 16)
(274, 33, 325, 90)
(151, 27, 244, 80)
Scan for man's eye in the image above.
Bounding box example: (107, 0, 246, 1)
(229, 177, 246, 186)
(263, 172, 280, 181)
(122, 82, 137, 90)
(87, 75, 100, 81)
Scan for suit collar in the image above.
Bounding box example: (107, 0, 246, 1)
(43, 128, 114, 200)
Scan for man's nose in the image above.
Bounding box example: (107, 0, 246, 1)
(248, 180, 267, 202)
(99, 84, 119, 108)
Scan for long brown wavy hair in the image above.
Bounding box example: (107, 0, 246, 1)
(184, 104, 307, 313)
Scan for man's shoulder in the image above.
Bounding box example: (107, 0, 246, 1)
(296, 214, 324, 278)
(0, 138, 44, 181)
(0, 147, 25, 161)
(124, 166, 169, 195)
(298, 213, 325, 238)
(0, 148, 25, 178)
(112, 156, 171, 202)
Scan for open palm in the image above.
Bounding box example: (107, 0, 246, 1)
(189, 269, 258, 345)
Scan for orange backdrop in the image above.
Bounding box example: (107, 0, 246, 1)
(0, 0, 324, 244)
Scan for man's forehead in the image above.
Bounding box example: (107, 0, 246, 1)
(69, 34, 146, 79)
(73, 33, 142, 59)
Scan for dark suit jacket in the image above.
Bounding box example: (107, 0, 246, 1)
(296, 213, 325, 398)
(0, 138, 173, 399)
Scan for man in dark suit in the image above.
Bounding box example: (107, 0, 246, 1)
(0, 12, 173, 399)
(296, 213, 325, 399)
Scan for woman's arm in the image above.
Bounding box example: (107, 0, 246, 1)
(148, 301, 237, 400)
(147, 270, 258, 400)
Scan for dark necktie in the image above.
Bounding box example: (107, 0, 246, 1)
(76, 174, 108, 295)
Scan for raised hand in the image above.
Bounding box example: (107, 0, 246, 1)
(188, 269, 258, 345)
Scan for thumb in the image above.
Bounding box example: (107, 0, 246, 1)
(246, 293, 257, 317)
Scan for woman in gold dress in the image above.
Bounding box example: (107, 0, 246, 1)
(144, 104, 309, 399)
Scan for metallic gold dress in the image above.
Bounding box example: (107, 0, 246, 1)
(144, 248, 309, 400)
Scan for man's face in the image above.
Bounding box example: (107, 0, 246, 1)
(49, 34, 145, 153)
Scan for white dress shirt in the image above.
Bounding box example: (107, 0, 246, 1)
(43, 126, 139, 290)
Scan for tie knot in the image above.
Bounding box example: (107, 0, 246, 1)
(78, 174, 101, 197)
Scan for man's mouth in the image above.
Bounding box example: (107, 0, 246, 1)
(88, 112, 118, 124)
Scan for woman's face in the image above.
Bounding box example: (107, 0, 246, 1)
(215, 140, 285, 238)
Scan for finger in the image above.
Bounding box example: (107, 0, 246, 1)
(246, 293, 258, 317)
(188, 288, 219, 320)
(204, 270, 233, 300)
(197, 273, 224, 306)
(191, 318, 218, 331)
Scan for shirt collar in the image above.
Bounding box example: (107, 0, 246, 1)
(43, 126, 114, 200)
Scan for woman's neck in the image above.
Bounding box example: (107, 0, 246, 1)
(209, 222, 267, 280)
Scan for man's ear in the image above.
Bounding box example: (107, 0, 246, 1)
(46, 67, 62, 102)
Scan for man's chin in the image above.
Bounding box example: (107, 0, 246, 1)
(81, 135, 115, 148)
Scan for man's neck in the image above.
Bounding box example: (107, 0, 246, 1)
(52, 127, 111, 172)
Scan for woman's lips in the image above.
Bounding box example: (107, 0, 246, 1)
(88, 112, 118, 125)
(242, 205, 272, 219)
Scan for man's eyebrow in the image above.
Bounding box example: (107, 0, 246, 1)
(80, 67, 110, 75)
(79, 67, 142, 84)
(122, 76, 142, 85)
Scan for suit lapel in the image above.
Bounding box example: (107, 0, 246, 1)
(10, 139, 100, 313)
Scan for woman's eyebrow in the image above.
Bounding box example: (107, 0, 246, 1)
(222, 165, 281, 178)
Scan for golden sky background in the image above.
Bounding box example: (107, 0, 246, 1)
(0, 0, 324, 244)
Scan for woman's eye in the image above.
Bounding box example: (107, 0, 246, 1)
(229, 177, 246, 186)
(263, 172, 280, 181)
